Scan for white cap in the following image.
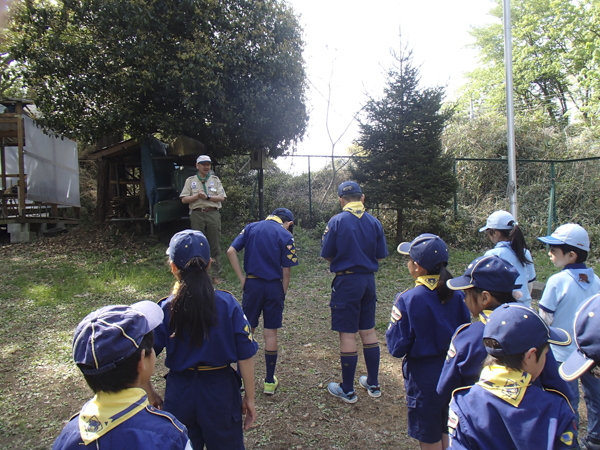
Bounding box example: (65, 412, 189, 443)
(196, 155, 211, 164)
(479, 210, 516, 232)
(538, 223, 590, 252)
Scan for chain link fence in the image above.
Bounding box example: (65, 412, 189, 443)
(231, 154, 600, 249)
(453, 157, 600, 247)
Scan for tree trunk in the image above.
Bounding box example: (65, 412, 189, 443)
(396, 208, 403, 245)
(94, 160, 111, 223)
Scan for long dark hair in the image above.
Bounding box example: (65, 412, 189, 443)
(169, 257, 217, 348)
(492, 223, 532, 266)
(431, 263, 454, 304)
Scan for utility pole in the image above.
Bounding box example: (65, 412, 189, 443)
(503, 0, 518, 219)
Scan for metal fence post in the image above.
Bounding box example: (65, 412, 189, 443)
(547, 161, 556, 237)
(308, 156, 312, 226)
(453, 159, 458, 218)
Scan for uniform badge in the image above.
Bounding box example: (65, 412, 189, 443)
(244, 324, 253, 341)
(560, 431, 574, 446)
(447, 409, 459, 430)
(292, 257, 297, 263)
(84, 416, 103, 433)
(287, 254, 294, 260)
(501, 379, 520, 400)
(390, 305, 402, 323)
(191, 181, 197, 189)
(287, 245, 293, 250)
(446, 343, 457, 360)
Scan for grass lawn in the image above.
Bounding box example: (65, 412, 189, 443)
(0, 225, 587, 449)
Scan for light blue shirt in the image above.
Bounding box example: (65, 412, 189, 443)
(539, 264, 600, 362)
(484, 241, 536, 308)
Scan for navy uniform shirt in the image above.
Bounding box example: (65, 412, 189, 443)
(437, 311, 574, 406)
(386, 281, 470, 360)
(154, 290, 258, 371)
(230, 217, 298, 281)
(320, 204, 388, 273)
(53, 388, 191, 450)
(448, 366, 579, 450)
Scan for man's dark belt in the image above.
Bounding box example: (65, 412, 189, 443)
(335, 271, 354, 275)
(193, 207, 217, 212)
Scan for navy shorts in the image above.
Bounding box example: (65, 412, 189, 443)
(330, 272, 376, 333)
(242, 278, 285, 329)
(164, 366, 244, 450)
(403, 355, 448, 443)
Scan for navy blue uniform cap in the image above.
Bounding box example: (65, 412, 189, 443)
(447, 255, 522, 293)
(73, 301, 164, 375)
(337, 181, 362, 197)
(397, 234, 449, 272)
(560, 294, 600, 380)
(484, 303, 571, 356)
(167, 229, 211, 270)
(271, 208, 294, 222)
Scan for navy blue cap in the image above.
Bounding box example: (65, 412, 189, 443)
(271, 208, 294, 223)
(397, 234, 449, 272)
(73, 301, 164, 375)
(560, 294, 600, 381)
(447, 255, 522, 293)
(484, 303, 571, 356)
(337, 181, 362, 197)
(167, 229, 210, 270)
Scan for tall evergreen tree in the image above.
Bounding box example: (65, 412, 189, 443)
(352, 50, 457, 243)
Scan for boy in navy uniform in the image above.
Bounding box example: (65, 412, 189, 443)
(438, 255, 573, 407)
(560, 294, 600, 450)
(538, 223, 600, 447)
(53, 301, 191, 449)
(227, 208, 298, 394)
(321, 181, 388, 403)
(448, 304, 579, 450)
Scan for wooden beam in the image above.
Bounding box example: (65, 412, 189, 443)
(16, 101, 25, 216)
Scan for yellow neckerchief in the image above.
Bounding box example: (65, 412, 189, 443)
(477, 365, 532, 407)
(479, 310, 493, 324)
(415, 274, 440, 291)
(265, 215, 283, 224)
(79, 388, 148, 444)
(343, 201, 365, 218)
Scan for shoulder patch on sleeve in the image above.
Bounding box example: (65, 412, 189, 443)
(448, 408, 459, 430)
(390, 305, 402, 323)
(446, 342, 457, 360)
(560, 431, 574, 446)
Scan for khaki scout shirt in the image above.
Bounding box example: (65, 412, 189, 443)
(180, 173, 226, 211)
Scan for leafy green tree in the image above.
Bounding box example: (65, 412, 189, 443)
(9, 0, 308, 157)
(352, 50, 457, 244)
(464, 0, 600, 125)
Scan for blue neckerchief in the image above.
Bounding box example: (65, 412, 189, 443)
(563, 263, 587, 270)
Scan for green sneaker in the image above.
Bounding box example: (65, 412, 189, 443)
(264, 376, 278, 395)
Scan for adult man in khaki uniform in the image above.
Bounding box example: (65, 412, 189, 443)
(180, 155, 226, 283)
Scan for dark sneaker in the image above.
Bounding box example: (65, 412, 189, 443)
(327, 382, 358, 404)
(359, 376, 381, 398)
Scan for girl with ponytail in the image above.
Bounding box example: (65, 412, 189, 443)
(479, 210, 536, 308)
(149, 230, 258, 450)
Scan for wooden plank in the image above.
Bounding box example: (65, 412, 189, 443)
(16, 101, 25, 216)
